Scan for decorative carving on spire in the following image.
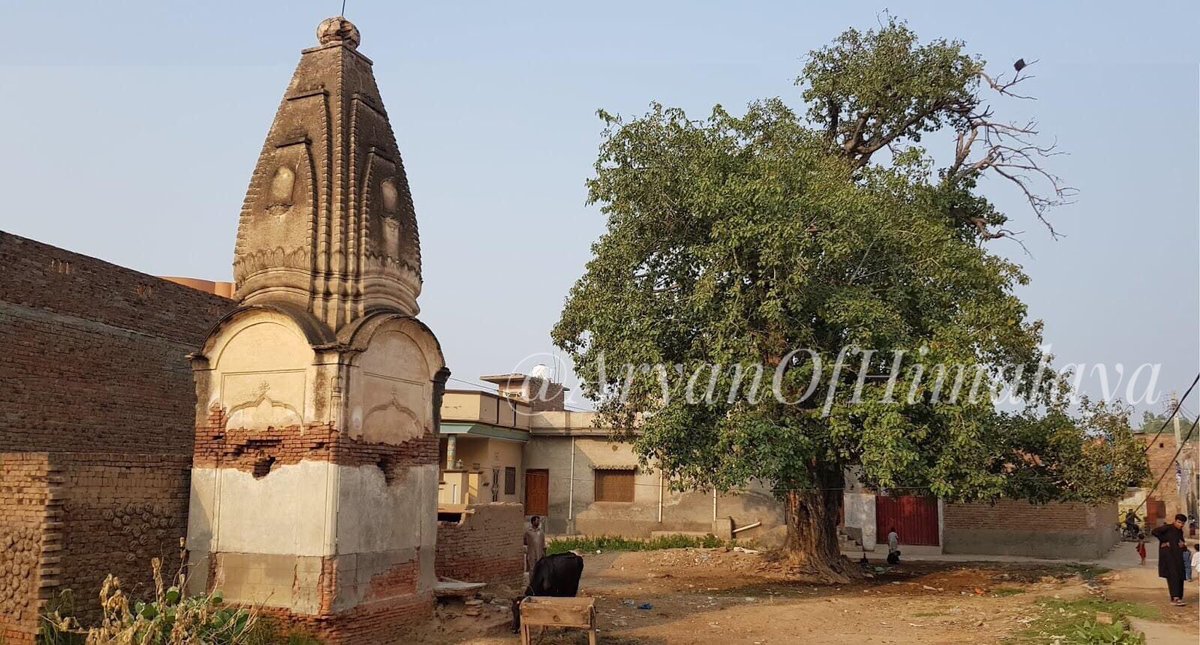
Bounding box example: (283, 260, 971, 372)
(232, 18, 422, 330)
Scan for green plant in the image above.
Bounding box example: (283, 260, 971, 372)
(39, 589, 85, 644)
(548, 534, 729, 554)
(42, 552, 260, 644)
(1008, 598, 1156, 644)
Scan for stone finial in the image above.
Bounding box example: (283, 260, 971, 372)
(317, 16, 360, 49)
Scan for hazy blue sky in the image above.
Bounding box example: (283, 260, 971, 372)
(1, 1, 1196, 417)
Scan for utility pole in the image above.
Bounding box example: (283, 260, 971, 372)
(1172, 393, 1183, 447)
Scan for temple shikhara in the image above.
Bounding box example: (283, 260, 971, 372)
(186, 16, 448, 639)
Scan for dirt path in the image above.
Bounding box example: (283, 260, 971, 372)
(1096, 544, 1199, 644)
(419, 548, 1105, 644)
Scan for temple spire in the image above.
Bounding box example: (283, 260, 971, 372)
(232, 17, 421, 330)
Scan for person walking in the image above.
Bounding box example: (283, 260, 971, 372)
(524, 515, 546, 573)
(1151, 514, 1188, 606)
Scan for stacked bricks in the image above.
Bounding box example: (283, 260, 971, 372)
(51, 453, 192, 623)
(436, 503, 526, 587)
(0, 454, 54, 645)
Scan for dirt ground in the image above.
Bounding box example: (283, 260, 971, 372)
(400, 546, 1200, 644)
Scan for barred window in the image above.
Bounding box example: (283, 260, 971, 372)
(504, 466, 517, 495)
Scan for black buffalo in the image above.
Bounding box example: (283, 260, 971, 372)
(511, 552, 584, 633)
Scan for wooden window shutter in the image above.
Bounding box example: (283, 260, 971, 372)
(594, 469, 635, 502)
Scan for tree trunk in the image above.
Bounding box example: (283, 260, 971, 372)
(784, 472, 851, 582)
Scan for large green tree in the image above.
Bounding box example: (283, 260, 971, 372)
(553, 19, 1146, 579)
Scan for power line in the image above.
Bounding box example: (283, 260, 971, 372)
(1142, 374, 1200, 453)
(1134, 415, 1199, 516)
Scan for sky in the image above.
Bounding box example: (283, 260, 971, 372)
(0, 1, 1196, 420)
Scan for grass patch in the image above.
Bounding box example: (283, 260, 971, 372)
(991, 586, 1025, 597)
(547, 534, 729, 554)
(1007, 598, 1157, 644)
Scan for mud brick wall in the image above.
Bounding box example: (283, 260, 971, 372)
(0, 454, 54, 645)
(436, 503, 525, 586)
(943, 500, 1119, 559)
(0, 231, 233, 455)
(50, 453, 192, 622)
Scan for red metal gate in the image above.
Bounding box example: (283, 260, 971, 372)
(875, 495, 940, 546)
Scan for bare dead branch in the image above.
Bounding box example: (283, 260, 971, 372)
(943, 60, 1075, 240)
(978, 59, 1040, 100)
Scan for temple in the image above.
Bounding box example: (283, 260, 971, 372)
(185, 17, 448, 642)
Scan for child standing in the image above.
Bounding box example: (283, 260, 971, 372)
(1136, 533, 1147, 566)
(1184, 542, 1193, 582)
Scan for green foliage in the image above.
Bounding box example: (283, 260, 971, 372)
(42, 557, 262, 645)
(547, 534, 728, 555)
(999, 399, 1149, 503)
(1138, 411, 1199, 445)
(801, 18, 982, 170)
(553, 15, 1146, 523)
(39, 589, 85, 644)
(1008, 598, 1155, 644)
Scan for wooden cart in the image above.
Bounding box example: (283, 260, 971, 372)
(518, 596, 597, 645)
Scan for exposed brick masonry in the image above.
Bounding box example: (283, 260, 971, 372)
(436, 503, 526, 587)
(53, 453, 191, 623)
(943, 500, 1119, 559)
(0, 454, 53, 645)
(194, 411, 439, 475)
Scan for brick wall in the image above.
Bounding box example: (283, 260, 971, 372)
(52, 453, 192, 622)
(0, 454, 53, 645)
(943, 500, 1119, 559)
(0, 231, 232, 454)
(0, 232, 229, 637)
(0, 453, 191, 638)
(436, 503, 525, 587)
(1142, 435, 1185, 523)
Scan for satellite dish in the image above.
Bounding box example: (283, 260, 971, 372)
(530, 364, 552, 380)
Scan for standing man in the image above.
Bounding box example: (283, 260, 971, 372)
(525, 516, 546, 573)
(1151, 514, 1188, 606)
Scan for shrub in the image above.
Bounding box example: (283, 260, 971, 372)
(547, 534, 730, 554)
(42, 551, 261, 644)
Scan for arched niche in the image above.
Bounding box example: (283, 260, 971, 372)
(201, 307, 323, 431)
(341, 314, 445, 445)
